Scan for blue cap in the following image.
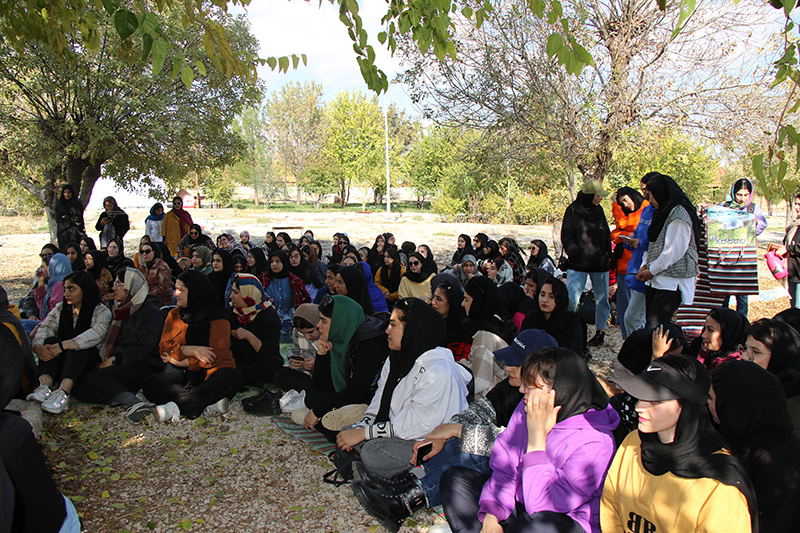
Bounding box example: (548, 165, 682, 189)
(493, 329, 558, 367)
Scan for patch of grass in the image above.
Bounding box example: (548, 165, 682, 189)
(0, 215, 48, 236)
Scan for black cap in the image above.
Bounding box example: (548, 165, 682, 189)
(613, 357, 709, 406)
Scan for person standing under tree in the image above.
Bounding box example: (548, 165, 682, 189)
(54, 185, 85, 250)
(162, 196, 193, 257)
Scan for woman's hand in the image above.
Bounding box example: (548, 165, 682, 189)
(35, 344, 60, 362)
(303, 409, 319, 430)
(426, 423, 462, 441)
(301, 357, 315, 372)
(336, 428, 366, 451)
(231, 328, 250, 341)
(410, 438, 446, 464)
(480, 514, 503, 533)
(184, 346, 216, 365)
(98, 358, 113, 369)
(316, 340, 333, 356)
(525, 387, 560, 453)
(652, 325, 673, 359)
(636, 267, 653, 281)
(627, 238, 639, 249)
(777, 245, 788, 257)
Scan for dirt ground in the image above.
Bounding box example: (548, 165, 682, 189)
(0, 208, 793, 533)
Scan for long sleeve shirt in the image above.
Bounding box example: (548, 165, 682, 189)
(644, 218, 695, 304)
(33, 302, 112, 356)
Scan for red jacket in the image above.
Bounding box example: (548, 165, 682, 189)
(258, 272, 310, 308)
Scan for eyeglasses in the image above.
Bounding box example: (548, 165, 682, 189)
(39, 252, 54, 259)
(141, 249, 153, 254)
(113, 281, 124, 288)
(190, 232, 199, 236)
(409, 261, 420, 266)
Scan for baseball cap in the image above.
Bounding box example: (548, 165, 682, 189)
(581, 180, 610, 197)
(612, 357, 709, 406)
(494, 329, 557, 367)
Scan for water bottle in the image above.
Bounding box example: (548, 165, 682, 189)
(766, 250, 788, 280)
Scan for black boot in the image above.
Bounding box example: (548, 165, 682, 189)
(352, 476, 426, 533)
(587, 330, 605, 347)
(352, 461, 407, 491)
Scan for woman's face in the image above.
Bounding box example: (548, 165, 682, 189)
(794, 197, 800, 218)
(212, 254, 224, 272)
(189, 228, 200, 240)
(41, 261, 49, 279)
(334, 273, 348, 296)
(359, 249, 369, 262)
(462, 292, 473, 316)
(619, 194, 635, 212)
(506, 365, 522, 388)
(462, 261, 475, 277)
(66, 247, 78, 263)
(519, 375, 548, 412)
(140, 246, 155, 263)
(707, 386, 720, 424)
(84, 253, 94, 269)
(107, 241, 120, 258)
(270, 256, 283, 274)
(300, 236, 309, 247)
(487, 262, 498, 280)
(80, 240, 89, 254)
(499, 244, 508, 256)
(241, 233, 250, 243)
(325, 270, 337, 292)
(473, 238, 480, 249)
(218, 235, 229, 248)
(342, 256, 357, 267)
(302, 250, 310, 262)
(191, 251, 203, 268)
(530, 243, 539, 256)
(172, 198, 183, 210)
(384, 254, 394, 267)
(735, 188, 750, 205)
(376, 237, 384, 251)
(63, 188, 73, 200)
(247, 253, 256, 267)
(386, 235, 395, 245)
(234, 260, 245, 273)
(701, 316, 724, 352)
(457, 236, 465, 249)
(524, 278, 538, 299)
(431, 287, 450, 318)
(742, 335, 771, 369)
(317, 314, 331, 341)
(230, 284, 245, 308)
(174, 279, 189, 308)
(63, 280, 83, 308)
(104, 200, 114, 212)
(419, 246, 430, 259)
(289, 250, 302, 268)
(155, 207, 164, 216)
(276, 236, 286, 248)
(539, 283, 557, 317)
(113, 277, 127, 302)
(386, 309, 405, 351)
(265, 233, 274, 243)
(636, 399, 683, 444)
(408, 257, 422, 274)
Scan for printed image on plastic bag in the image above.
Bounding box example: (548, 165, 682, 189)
(706, 206, 756, 248)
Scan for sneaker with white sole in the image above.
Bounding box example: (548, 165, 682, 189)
(26, 384, 52, 403)
(41, 389, 69, 414)
(126, 402, 156, 422)
(203, 397, 230, 416)
(155, 401, 181, 423)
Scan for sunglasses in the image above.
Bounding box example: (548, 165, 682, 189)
(141, 248, 154, 254)
(409, 261, 420, 266)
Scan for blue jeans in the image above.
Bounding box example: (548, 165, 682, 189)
(791, 282, 800, 309)
(566, 270, 610, 331)
(624, 290, 646, 336)
(419, 438, 491, 507)
(723, 294, 748, 318)
(616, 283, 631, 339)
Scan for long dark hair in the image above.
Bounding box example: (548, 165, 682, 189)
(58, 271, 101, 340)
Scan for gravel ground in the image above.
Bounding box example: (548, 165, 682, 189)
(1, 209, 792, 532)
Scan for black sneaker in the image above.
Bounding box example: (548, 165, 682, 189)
(242, 388, 281, 408)
(587, 330, 605, 347)
(243, 392, 282, 416)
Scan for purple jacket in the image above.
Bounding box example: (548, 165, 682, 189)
(478, 402, 619, 533)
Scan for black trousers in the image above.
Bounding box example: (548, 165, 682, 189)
(141, 367, 243, 419)
(72, 362, 164, 405)
(441, 466, 584, 533)
(644, 286, 683, 329)
(38, 336, 99, 384)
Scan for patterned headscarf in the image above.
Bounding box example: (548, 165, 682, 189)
(105, 268, 149, 359)
(232, 273, 273, 325)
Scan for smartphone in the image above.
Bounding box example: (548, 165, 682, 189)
(415, 443, 433, 466)
(289, 355, 304, 362)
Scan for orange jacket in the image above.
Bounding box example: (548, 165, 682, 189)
(611, 200, 649, 274)
(159, 307, 235, 377)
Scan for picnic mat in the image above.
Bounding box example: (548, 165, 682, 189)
(271, 415, 338, 455)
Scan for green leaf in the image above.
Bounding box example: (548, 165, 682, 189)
(181, 518, 192, 530)
(546, 33, 563, 58)
(101, 491, 110, 499)
(552, 0, 563, 18)
(141, 32, 153, 61)
(111, 473, 121, 481)
(152, 38, 166, 74)
(146, 522, 156, 531)
(752, 154, 765, 182)
(656, 0, 667, 10)
(671, 0, 696, 40)
(114, 9, 139, 41)
(88, 452, 99, 460)
(278, 56, 290, 72)
(266, 57, 277, 69)
(101, 0, 120, 16)
(71, 496, 85, 502)
(378, 31, 387, 44)
(195, 61, 207, 76)
(142, 12, 159, 34)
(181, 65, 194, 88)
(461, 6, 473, 18)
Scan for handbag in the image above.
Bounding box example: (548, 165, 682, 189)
(322, 447, 360, 487)
(706, 246, 759, 296)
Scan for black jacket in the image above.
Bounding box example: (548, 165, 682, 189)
(230, 306, 282, 385)
(112, 295, 165, 367)
(560, 192, 612, 272)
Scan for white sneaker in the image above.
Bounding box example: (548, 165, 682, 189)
(41, 389, 69, 414)
(203, 397, 230, 416)
(427, 524, 453, 533)
(155, 401, 181, 423)
(26, 384, 52, 403)
(280, 389, 306, 413)
(290, 407, 310, 425)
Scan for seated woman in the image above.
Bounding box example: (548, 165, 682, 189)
(28, 271, 112, 414)
(34, 253, 72, 320)
(246, 247, 269, 277)
(273, 295, 389, 439)
(263, 231, 279, 254)
(84, 249, 115, 304)
(398, 252, 435, 302)
(441, 347, 619, 533)
(190, 245, 213, 275)
(448, 234, 475, 272)
(358, 262, 389, 313)
(688, 307, 749, 371)
(604, 355, 757, 532)
(79, 236, 97, 255)
(498, 282, 537, 331)
(462, 276, 518, 399)
(177, 224, 215, 258)
(375, 249, 405, 304)
(261, 249, 311, 342)
(486, 258, 514, 287)
(417, 244, 438, 275)
(229, 273, 282, 387)
(105, 238, 134, 281)
(456, 254, 479, 286)
(498, 237, 526, 283)
(64, 242, 85, 272)
(137, 241, 173, 306)
(710, 360, 800, 532)
(71, 268, 164, 413)
(239, 231, 252, 251)
(431, 280, 474, 362)
(287, 243, 324, 301)
(138, 271, 242, 422)
(336, 265, 375, 315)
(520, 276, 586, 357)
(527, 239, 556, 274)
(232, 254, 248, 275)
(207, 249, 234, 309)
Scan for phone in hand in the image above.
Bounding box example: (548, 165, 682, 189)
(289, 355, 304, 362)
(415, 443, 433, 466)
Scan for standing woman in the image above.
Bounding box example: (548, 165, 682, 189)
(27, 271, 112, 414)
(64, 242, 85, 272)
(161, 196, 193, 257)
(375, 248, 405, 305)
(611, 186, 648, 339)
(449, 234, 475, 272)
(84, 250, 114, 303)
(462, 276, 518, 399)
(177, 224, 214, 259)
(398, 252, 435, 302)
(139, 271, 242, 422)
(229, 273, 283, 386)
(261, 250, 311, 341)
(105, 237, 134, 281)
(54, 185, 85, 250)
(781, 192, 800, 308)
(207, 249, 235, 309)
(144, 202, 165, 243)
(636, 173, 701, 329)
(138, 242, 174, 306)
(95, 196, 130, 249)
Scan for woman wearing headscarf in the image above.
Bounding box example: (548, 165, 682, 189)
(263, 231, 279, 254)
(54, 184, 85, 251)
(449, 234, 475, 272)
(105, 237, 134, 282)
(64, 241, 85, 272)
(417, 244, 438, 276)
(368, 234, 388, 275)
(431, 279, 474, 362)
(34, 253, 72, 321)
(456, 254, 479, 286)
(138, 241, 174, 306)
(398, 252, 435, 302)
(72, 268, 164, 413)
(207, 249, 234, 309)
(138, 271, 242, 422)
(636, 173, 701, 329)
(341, 298, 470, 486)
(229, 273, 283, 386)
(144, 202, 165, 243)
(79, 236, 96, 254)
(358, 262, 389, 314)
(287, 243, 324, 300)
(177, 224, 215, 259)
(303, 243, 327, 286)
(246, 247, 269, 278)
(498, 282, 537, 331)
(486, 258, 513, 287)
(689, 307, 749, 371)
(28, 271, 112, 414)
(161, 196, 193, 257)
(781, 192, 800, 308)
(261, 249, 310, 341)
(273, 295, 389, 439)
(84, 249, 114, 303)
(0, 285, 38, 399)
(526, 239, 556, 274)
(189, 245, 213, 276)
(440, 347, 619, 533)
(239, 231, 252, 251)
(375, 248, 405, 304)
(472, 233, 489, 260)
(604, 355, 757, 533)
(462, 276, 518, 400)
(498, 237, 526, 283)
(710, 360, 800, 532)
(95, 196, 130, 249)
(612, 186, 648, 339)
(336, 266, 376, 315)
(519, 276, 586, 359)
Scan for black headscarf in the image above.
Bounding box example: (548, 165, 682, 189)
(638, 355, 758, 532)
(42, 243, 60, 256)
(176, 270, 226, 347)
(452, 234, 475, 266)
(549, 347, 610, 422)
(338, 266, 375, 315)
(157, 242, 183, 279)
(463, 276, 516, 345)
(105, 237, 133, 279)
(482, 240, 500, 262)
(403, 252, 431, 283)
(267, 250, 290, 280)
(287, 244, 322, 287)
(187, 224, 206, 247)
(617, 324, 687, 376)
(646, 173, 701, 251)
(432, 278, 472, 344)
(474, 233, 489, 251)
(0, 286, 36, 405)
(700, 308, 750, 369)
(143, 239, 163, 267)
(498, 283, 536, 318)
(379, 248, 403, 293)
(773, 308, 800, 334)
(64, 242, 84, 271)
(375, 299, 446, 422)
(766, 319, 800, 399)
(418, 246, 438, 277)
(57, 271, 101, 340)
(84, 250, 108, 280)
(248, 248, 269, 276)
(527, 240, 552, 271)
(57, 185, 77, 207)
(616, 186, 645, 216)
(207, 249, 234, 307)
(573, 191, 605, 222)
